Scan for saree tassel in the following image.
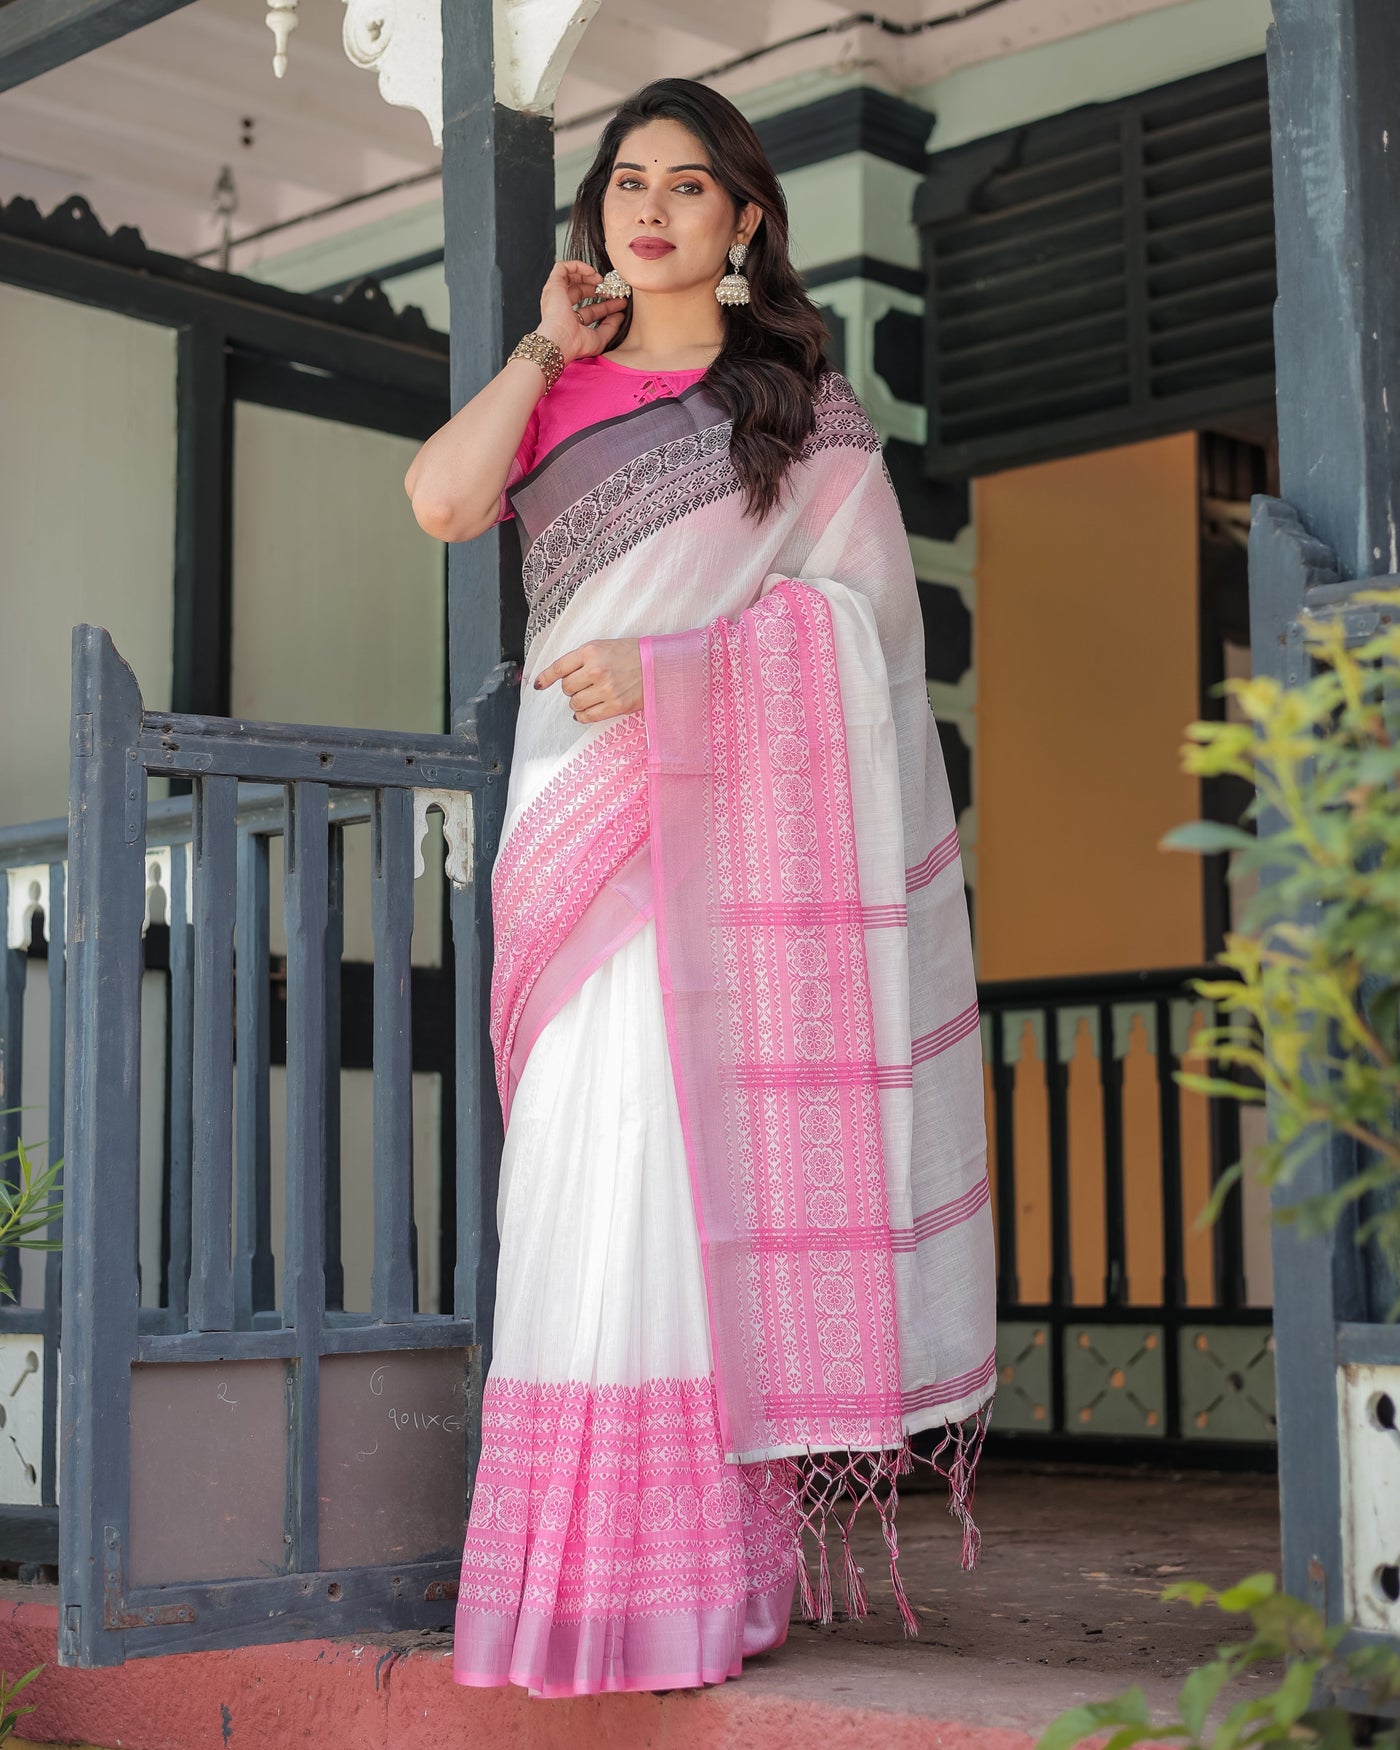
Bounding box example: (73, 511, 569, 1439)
(744, 1410, 989, 1631)
(950, 1408, 991, 1570)
(888, 1548, 921, 1638)
(795, 1541, 818, 1622)
(915, 1403, 991, 1573)
(839, 1512, 869, 1620)
(815, 1518, 835, 1625)
(876, 1488, 921, 1639)
(959, 1508, 981, 1570)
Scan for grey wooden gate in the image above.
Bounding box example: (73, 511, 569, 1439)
(1255, 0, 1400, 1666)
(58, 624, 515, 1666)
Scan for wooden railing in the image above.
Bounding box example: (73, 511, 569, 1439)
(0, 655, 1275, 1615)
(979, 966, 1273, 1459)
(0, 625, 518, 1663)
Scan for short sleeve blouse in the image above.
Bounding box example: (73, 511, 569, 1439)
(498, 352, 709, 522)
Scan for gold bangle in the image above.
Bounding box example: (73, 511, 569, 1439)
(509, 331, 565, 392)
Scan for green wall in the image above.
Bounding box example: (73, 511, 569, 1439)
(916, 0, 1271, 151)
(244, 0, 1272, 326)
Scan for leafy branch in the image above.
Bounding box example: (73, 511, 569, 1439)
(1037, 1578, 1400, 1750)
(0, 1106, 60, 1742)
(0, 1664, 44, 1744)
(0, 1107, 62, 1302)
(1038, 591, 1400, 1750)
(1162, 589, 1400, 1283)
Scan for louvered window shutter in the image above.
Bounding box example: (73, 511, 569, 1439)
(914, 58, 1275, 476)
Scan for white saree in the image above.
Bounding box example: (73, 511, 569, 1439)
(453, 370, 995, 1698)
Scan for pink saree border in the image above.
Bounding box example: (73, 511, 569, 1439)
(505, 847, 654, 1121)
(453, 1372, 796, 1695)
(452, 1586, 791, 1697)
(489, 717, 649, 1126)
(640, 580, 904, 1461)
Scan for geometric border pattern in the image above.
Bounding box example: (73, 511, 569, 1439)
(1063, 1324, 1166, 1437)
(992, 1321, 1052, 1432)
(1179, 1325, 1277, 1442)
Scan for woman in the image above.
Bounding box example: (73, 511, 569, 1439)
(405, 76, 995, 1700)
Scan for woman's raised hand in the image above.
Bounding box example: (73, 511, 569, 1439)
(405, 263, 627, 544)
(533, 639, 643, 723)
(539, 261, 629, 364)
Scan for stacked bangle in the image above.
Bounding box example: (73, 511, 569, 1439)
(509, 330, 566, 392)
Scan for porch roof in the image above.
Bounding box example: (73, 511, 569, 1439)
(0, 0, 1263, 267)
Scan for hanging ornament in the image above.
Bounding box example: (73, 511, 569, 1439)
(212, 163, 238, 275)
(266, 0, 298, 78)
(715, 241, 750, 307)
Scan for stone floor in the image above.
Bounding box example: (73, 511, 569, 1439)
(734, 1458, 1282, 1733)
(0, 1460, 1283, 1750)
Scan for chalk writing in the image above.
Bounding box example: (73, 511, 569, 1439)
(388, 1408, 464, 1434)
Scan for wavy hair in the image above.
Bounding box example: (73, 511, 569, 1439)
(566, 78, 831, 519)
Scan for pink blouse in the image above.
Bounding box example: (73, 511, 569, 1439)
(498, 352, 709, 521)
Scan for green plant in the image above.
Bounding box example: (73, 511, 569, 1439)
(1037, 1577, 1400, 1750)
(0, 1107, 61, 1733)
(1038, 591, 1400, 1750)
(0, 1663, 44, 1746)
(0, 1110, 62, 1302)
(1162, 587, 1400, 1283)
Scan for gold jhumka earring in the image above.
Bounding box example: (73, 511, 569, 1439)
(595, 268, 632, 299)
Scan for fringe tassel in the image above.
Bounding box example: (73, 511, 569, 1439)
(918, 1401, 992, 1572)
(815, 1521, 834, 1624)
(838, 1506, 868, 1619)
(876, 1484, 922, 1638)
(744, 1400, 992, 1640)
(794, 1537, 818, 1621)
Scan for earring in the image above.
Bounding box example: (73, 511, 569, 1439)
(715, 242, 750, 307)
(595, 268, 632, 299)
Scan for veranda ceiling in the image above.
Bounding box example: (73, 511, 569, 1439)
(0, 0, 1191, 265)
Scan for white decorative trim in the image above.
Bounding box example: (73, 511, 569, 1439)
(266, 0, 299, 79)
(340, 0, 601, 139)
(142, 848, 167, 935)
(496, 0, 601, 115)
(0, 1334, 44, 1504)
(1339, 1360, 1400, 1634)
(342, 0, 443, 147)
(142, 846, 193, 935)
(5, 866, 49, 952)
(413, 790, 475, 889)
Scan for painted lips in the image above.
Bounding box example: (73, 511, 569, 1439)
(629, 238, 676, 259)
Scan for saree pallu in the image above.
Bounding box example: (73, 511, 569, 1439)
(454, 373, 995, 1697)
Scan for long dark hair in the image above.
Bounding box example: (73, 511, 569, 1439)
(567, 78, 830, 519)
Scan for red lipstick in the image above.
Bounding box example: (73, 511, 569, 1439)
(629, 238, 675, 259)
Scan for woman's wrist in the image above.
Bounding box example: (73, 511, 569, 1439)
(537, 314, 585, 363)
(509, 330, 567, 391)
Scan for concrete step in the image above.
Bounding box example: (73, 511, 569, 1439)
(0, 1465, 1280, 1750)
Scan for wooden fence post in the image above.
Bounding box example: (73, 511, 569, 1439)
(58, 627, 147, 1668)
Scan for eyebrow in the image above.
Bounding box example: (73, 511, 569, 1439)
(614, 160, 714, 174)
